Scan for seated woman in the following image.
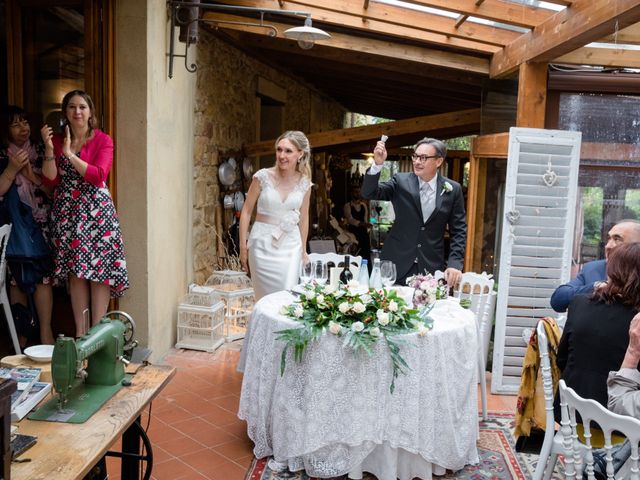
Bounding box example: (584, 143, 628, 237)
(555, 241, 640, 420)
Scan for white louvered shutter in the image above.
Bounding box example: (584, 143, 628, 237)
(491, 127, 581, 394)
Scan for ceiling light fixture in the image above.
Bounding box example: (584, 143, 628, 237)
(167, 1, 331, 78)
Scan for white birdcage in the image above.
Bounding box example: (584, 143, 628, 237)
(205, 270, 255, 341)
(176, 288, 225, 352)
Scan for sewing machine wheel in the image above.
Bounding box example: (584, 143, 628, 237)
(104, 310, 137, 351)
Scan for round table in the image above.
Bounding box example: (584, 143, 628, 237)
(238, 290, 480, 480)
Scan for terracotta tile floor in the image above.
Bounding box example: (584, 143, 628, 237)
(105, 343, 517, 480)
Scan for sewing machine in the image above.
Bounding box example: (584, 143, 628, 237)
(29, 311, 138, 424)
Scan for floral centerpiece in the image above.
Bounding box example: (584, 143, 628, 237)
(277, 281, 432, 392)
(406, 273, 448, 306)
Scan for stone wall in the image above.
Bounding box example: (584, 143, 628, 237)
(192, 31, 346, 284)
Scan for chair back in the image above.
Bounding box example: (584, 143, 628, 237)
(559, 379, 640, 479)
(455, 272, 495, 349)
(537, 320, 557, 439)
(0, 224, 12, 288)
(308, 253, 362, 269)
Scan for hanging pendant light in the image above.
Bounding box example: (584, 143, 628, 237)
(284, 17, 331, 50)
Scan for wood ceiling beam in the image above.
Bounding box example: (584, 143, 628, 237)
(555, 46, 640, 68)
(245, 109, 481, 156)
(205, 14, 490, 74)
(404, 0, 552, 29)
(214, 0, 518, 47)
(599, 22, 640, 44)
(490, 0, 640, 78)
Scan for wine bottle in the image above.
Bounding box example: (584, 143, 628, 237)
(339, 255, 353, 284)
(369, 258, 382, 289)
(358, 259, 370, 287)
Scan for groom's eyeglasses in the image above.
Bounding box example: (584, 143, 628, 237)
(411, 154, 440, 163)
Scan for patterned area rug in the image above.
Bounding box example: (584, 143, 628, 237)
(244, 412, 564, 480)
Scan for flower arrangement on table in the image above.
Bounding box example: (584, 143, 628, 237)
(406, 273, 449, 306)
(277, 281, 433, 392)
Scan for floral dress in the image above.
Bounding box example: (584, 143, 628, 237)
(0, 142, 54, 285)
(50, 152, 129, 297)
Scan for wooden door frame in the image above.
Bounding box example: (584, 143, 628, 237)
(5, 0, 116, 195)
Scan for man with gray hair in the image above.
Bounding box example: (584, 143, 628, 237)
(362, 137, 467, 287)
(550, 219, 640, 312)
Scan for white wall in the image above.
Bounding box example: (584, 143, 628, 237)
(116, 0, 195, 361)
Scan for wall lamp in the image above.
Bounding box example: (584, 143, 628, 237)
(167, 1, 331, 78)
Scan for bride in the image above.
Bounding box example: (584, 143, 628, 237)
(239, 131, 312, 300)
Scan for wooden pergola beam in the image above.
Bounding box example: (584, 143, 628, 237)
(408, 0, 550, 29)
(216, 0, 519, 47)
(516, 62, 547, 128)
(490, 0, 640, 78)
(205, 14, 490, 74)
(555, 46, 640, 68)
(244, 109, 481, 156)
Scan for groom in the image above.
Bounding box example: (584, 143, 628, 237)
(361, 137, 467, 287)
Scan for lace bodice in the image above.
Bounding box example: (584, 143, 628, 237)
(254, 168, 310, 217)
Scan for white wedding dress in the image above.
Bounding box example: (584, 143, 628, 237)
(248, 168, 311, 300)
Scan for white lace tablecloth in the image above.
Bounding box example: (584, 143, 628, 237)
(238, 291, 480, 480)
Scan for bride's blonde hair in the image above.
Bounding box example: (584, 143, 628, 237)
(275, 130, 312, 179)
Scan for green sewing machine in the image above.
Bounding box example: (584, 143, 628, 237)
(29, 311, 138, 424)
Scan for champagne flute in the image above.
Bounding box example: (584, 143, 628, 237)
(300, 261, 313, 285)
(380, 261, 397, 288)
(313, 261, 328, 285)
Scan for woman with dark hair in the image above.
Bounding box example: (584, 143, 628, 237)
(556, 241, 640, 417)
(0, 105, 54, 345)
(41, 90, 128, 335)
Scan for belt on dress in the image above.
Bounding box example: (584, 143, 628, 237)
(255, 212, 300, 247)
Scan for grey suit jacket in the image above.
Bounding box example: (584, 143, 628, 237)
(361, 170, 467, 281)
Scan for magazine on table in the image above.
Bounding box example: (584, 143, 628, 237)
(11, 381, 53, 421)
(0, 367, 41, 408)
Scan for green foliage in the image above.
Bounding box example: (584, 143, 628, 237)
(276, 282, 431, 393)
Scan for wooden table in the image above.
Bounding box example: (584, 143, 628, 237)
(11, 363, 175, 480)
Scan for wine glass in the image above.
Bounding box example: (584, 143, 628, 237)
(313, 261, 328, 285)
(300, 261, 313, 285)
(380, 261, 397, 288)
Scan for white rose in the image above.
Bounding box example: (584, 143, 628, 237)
(328, 321, 342, 335)
(316, 294, 325, 304)
(388, 300, 398, 312)
(377, 310, 390, 326)
(304, 291, 316, 300)
(323, 285, 336, 294)
(352, 302, 365, 313)
(417, 323, 429, 337)
(369, 327, 381, 337)
(420, 281, 431, 291)
(338, 302, 350, 314)
(351, 321, 364, 332)
(294, 305, 304, 318)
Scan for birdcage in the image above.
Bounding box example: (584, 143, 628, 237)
(176, 288, 225, 352)
(205, 270, 254, 341)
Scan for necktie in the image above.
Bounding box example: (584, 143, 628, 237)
(420, 183, 435, 223)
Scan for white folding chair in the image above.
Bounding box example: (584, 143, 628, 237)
(559, 379, 640, 479)
(0, 224, 20, 354)
(533, 319, 561, 480)
(454, 272, 494, 421)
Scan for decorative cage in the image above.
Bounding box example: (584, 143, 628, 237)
(205, 270, 255, 341)
(175, 288, 225, 352)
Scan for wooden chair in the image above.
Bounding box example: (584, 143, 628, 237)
(0, 225, 19, 354)
(454, 272, 495, 421)
(559, 379, 640, 479)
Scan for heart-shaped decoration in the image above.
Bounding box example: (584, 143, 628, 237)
(506, 210, 521, 224)
(542, 170, 558, 187)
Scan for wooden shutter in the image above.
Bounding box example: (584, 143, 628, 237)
(491, 127, 581, 394)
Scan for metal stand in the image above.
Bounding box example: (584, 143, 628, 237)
(104, 417, 153, 480)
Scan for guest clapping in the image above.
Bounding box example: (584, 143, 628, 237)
(239, 131, 312, 300)
(41, 90, 129, 335)
(0, 106, 54, 344)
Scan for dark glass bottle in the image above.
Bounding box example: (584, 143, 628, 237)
(339, 255, 353, 284)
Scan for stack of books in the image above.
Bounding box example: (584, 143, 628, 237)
(0, 367, 52, 421)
